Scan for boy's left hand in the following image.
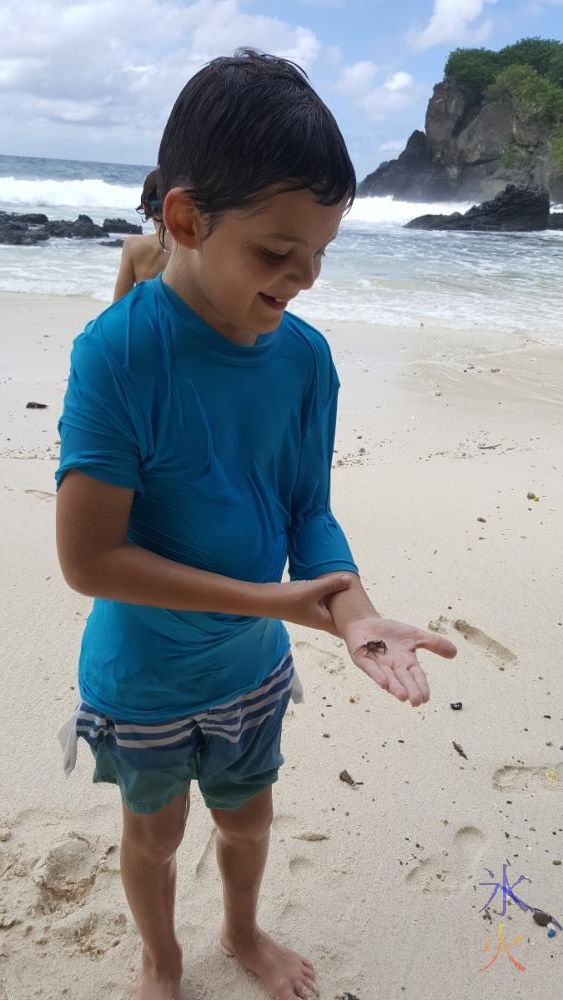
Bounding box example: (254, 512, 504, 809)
(343, 617, 457, 707)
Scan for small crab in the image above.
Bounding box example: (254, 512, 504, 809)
(355, 639, 388, 657)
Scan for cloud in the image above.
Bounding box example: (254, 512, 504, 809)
(335, 61, 378, 98)
(380, 139, 406, 153)
(409, 0, 497, 51)
(336, 62, 420, 119)
(0, 0, 323, 159)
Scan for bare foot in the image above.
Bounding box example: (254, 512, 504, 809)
(221, 928, 317, 999)
(133, 945, 183, 1000)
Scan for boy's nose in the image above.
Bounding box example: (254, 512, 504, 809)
(287, 256, 319, 292)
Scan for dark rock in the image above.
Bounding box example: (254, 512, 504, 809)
(0, 210, 139, 245)
(5, 212, 49, 226)
(98, 238, 124, 248)
(0, 219, 49, 245)
(102, 218, 142, 235)
(26, 401, 48, 409)
(358, 129, 456, 201)
(358, 79, 563, 201)
(547, 213, 563, 230)
(47, 214, 105, 239)
(405, 185, 550, 232)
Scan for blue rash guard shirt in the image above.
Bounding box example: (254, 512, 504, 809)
(56, 276, 357, 722)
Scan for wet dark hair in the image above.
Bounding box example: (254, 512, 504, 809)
(157, 49, 355, 227)
(137, 168, 162, 218)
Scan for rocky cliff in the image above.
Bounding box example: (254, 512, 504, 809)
(359, 81, 563, 202)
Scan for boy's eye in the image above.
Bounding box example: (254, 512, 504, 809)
(259, 247, 328, 264)
(259, 247, 289, 263)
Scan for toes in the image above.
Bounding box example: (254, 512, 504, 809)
(297, 978, 318, 999)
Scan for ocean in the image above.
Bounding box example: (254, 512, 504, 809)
(1, 153, 562, 343)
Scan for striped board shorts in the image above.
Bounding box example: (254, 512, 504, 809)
(58, 653, 296, 814)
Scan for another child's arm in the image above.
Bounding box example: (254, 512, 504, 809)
(322, 574, 456, 707)
(112, 240, 136, 301)
(56, 469, 350, 631)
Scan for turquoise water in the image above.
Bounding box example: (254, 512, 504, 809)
(1, 154, 562, 341)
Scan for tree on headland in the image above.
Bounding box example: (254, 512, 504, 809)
(444, 36, 563, 103)
(443, 37, 563, 172)
(444, 47, 499, 101)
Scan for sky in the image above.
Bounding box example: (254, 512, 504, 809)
(1, 0, 563, 180)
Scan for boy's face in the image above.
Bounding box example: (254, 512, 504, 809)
(173, 187, 346, 344)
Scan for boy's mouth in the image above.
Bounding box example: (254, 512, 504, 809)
(259, 292, 288, 311)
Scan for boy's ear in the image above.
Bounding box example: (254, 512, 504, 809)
(163, 187, 204, 248)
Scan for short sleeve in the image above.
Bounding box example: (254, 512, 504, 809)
(56, 322, 144, 493)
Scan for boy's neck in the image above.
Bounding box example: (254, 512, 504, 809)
(162, 267, 261, 347)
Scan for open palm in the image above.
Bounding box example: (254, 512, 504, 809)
(344, 616, 457, 707)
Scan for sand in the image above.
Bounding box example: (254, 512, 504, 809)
(1, 290, 562, 1000)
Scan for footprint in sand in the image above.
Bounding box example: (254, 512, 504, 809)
(493, 763, 562, 794)
(406, 825, 486, 895)
(55, 908, 127, 957)
(453, 619, 518, 668)
(288, 854, 313, 875)
(24, 489, 56, 501)
(33, 832, 114, 914)
(294, 640, 346, 674)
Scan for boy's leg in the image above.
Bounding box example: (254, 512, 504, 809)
(211, 786, 318, 1000)
(121, 792, 189, 1000)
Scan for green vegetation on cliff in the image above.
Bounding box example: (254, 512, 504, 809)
(444, 38, 563, 170)
(444, 38, 563, 99)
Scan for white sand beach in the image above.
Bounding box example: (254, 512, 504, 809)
(1, 290, 562, 1000)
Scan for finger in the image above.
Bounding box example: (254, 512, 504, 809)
(415, 630, 457, 659)
(355, 655, 409, 701)
(394, 662, 430, 707)
(312, 573, 352, 598)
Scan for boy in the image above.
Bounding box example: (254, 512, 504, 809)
(56, 50, 456, 1000)
(113, 168, 171, 300)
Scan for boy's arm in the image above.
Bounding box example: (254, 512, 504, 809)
(112, 240, 136, 301)
(322, 574, 457, 707)
(56, 470, 350, 632)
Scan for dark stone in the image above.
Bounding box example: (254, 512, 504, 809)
(47, 214, 105, 238)
(0, 210, 139, 245)
(358, 79, 562, 201)
(26, 401, 48, 409)
(102, 218, 142, 235)
(0, 210, 144, 244)
(98, 238, 125, 248)
(0, 219, 49, 245)
(19, 213, 49, 225)
(357, 130, 456, 201)
(405, 185, 550, 232)
(547, 213, 563, 230)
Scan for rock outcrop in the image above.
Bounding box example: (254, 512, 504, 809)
(0, 212, 141, 246)
(359, 81, 563, 202)
(405, 184, 551, 231)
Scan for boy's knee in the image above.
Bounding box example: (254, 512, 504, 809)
(213, 789, 273, 843)
(122, 798, 188, 861)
